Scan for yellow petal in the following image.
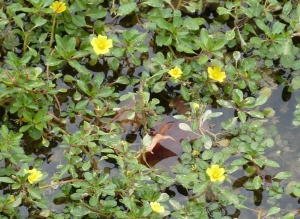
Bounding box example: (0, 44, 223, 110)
(206, 167, 212, 176)
(207, 67, 213, 75)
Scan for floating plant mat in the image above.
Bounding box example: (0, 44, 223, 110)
(2, 1, 300, 219)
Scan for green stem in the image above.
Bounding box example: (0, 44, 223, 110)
(49, 15, 57, 48)
(175, 0, 182, 10)
(39, 179, 86, 189)
(23, 32, 29, 54)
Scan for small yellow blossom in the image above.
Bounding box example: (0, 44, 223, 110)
(50, 1, 67, 13)
(206, 165, 225, 182)
(191, 165, 197, 171)
(168, 67, 182, 79)
(150, 201, 165, 213)
(25, 168, 43, 184)
(91, 35, 113, 55)
(192, 150, 200, 156)
(193, 103, 200, 109)
(8, 195, 15, 204)
(207, 66, 226, 82)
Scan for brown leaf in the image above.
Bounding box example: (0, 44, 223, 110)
(146, 134, 175, 153)
(157, 122, 174, 135)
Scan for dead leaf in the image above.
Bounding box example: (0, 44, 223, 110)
(216, 139, 230, 147)
(157, 122, 174, 135)
(146, 134, 175, 153)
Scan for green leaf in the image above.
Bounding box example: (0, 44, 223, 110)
(238, 111, 246, 123)
(89, 196, 98, 207)
(232, 89, 243, 106)
(247, 110, 264, 118)
(225, 30, 235, 40)
(76, 100, 89, 110)
(221, 117, 237, 130)
(266, 207, 280, 217)
(116, 76, 129, 85)
(272, 21, 285, 34)
(263, 159, 279, 167)
(217, 99, 234, 108)
(99, 134, 120, 148)
(280, 54, 295, 68)
(254, 95, 267, 106)
(153, 81, 166, 93)
(180, 85, 190, 101)
(68, 60, 90, 75)
(31, 14, 47, 27)
(142, 0, 164, 7)
(179, 123, 193, 132)
(231, 158, 248, 166)
(45, 57, 64, 66)
(193, 180, 210, 193)
(253, 176, 262, 189)
(28, 187, 41, 199)
(77, 80, 91, 96)
(281, 213, 294, 219)
(201, 134, 212, 150)
(217, 7, 231, 15)
(71, 14, 86, 27)
(292, 76, 300, 90)
(273, 171, 291, 180)
(118, 2, 137, 16)
(262, 107, 275, 117)
(220, 189, 239, 205)
(282, 1, 292, 16)
(70, 206, 91, 217)
(202, 149, 214, 160)
(0, 177, 17, 183)
(86, 7, 107, 19)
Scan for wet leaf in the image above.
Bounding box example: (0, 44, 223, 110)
(266, 207, 280, 217)
(193, 180, 210, 193)
(146, 134, 175, 153)
(273, 171, 291, 180)
(259, 87, 272, 97)
(118, 2, 137, 16)
(157, 122, 174, 135)
(179, 123, 193, 132)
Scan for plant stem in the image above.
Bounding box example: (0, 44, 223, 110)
(23, 32, 29, 54)
(49, 15, 57, 48)
(39, 179, 86, 189)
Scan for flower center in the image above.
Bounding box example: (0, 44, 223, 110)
(213, 173, 219, 178)
(98, 43, 105, 49)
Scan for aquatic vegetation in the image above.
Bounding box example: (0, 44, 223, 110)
(1, 0, 300, 218)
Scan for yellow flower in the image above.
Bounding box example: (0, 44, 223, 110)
(206, 165, 225, 182)
(192, 150, 200, 156)
(8, 195, 15, 204)
(168, 67, 182, 79)
(91, 35, 113, 55)
(25, 168, 43, 184)
(207, 66, 226, 82)
(50, 1, 67, 14)
(193, 103, 200, 109)
(150, 201, 165, 213)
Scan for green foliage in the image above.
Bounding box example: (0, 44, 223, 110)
(0, 0, 300, 218)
